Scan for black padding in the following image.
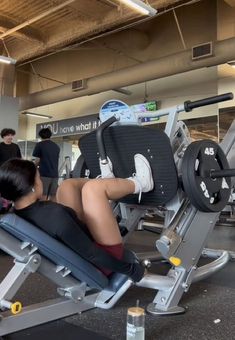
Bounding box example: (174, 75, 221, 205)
(79, 125, 178, 206)
(0, 213, 109, 289)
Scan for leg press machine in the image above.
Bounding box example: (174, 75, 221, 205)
(0, 93, 235, 335)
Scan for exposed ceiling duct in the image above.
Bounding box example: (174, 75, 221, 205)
(19, 36, 235, 111)
(101, 29, 150, 51)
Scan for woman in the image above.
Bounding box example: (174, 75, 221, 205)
(0, 154, 154, 282)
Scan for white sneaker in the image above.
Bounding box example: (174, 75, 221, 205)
(130, 154, 154, 202)
(99, 157, 115, 178)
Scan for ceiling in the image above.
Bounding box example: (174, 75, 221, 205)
(1, 0, 234, 143)
(0, 0, 192, 65)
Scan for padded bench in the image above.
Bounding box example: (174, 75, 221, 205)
(0, 214, 135, 292)
(0, 213, 109, 289)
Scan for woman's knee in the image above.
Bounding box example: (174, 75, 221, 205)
(57, 179, 80, 201)
(82, 179, 106, 201)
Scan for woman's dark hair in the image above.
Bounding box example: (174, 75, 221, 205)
(0, 159, 37, 202)
(38, 128, 52, 139)
(1, 128, 16, 138)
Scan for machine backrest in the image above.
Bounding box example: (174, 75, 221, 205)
(0, 213, 109, 289)
(79, 125, 178, 206)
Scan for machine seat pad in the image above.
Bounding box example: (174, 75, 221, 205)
(79, 125, 178, 206)
(0, 213, 109, 290)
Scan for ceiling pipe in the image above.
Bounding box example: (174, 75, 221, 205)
(19, 36, 235, 111)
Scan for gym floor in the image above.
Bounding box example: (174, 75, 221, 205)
(0, 214, 235, 340)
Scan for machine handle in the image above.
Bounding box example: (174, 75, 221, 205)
(96, 116, 118, 161)
(184, 92, 234, 112)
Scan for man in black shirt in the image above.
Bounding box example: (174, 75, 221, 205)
(0, 128, 22, 166)
(33, 128, 60, 201)
(0, 128, 22, 217)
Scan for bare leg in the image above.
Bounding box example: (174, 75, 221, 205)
(56, 178, 89, 223)
(81, 178, 135, 245)
(57, 154, 153, 247)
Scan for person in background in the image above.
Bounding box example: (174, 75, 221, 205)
(0, 128, 22, 216)
(32, 128, 60, 201)
(0, 128, 22, 166)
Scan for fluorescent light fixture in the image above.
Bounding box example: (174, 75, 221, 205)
(0, 55, 16, 65)
(21, 112, 52, 119)
(119, 0, 157, 16)
(227, 61, 235, 68)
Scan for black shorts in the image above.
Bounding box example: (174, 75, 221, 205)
(41, 177, 58, 196)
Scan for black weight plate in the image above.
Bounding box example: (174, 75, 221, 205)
(182, 140, 231, 212)
(182, 142, 210, 212)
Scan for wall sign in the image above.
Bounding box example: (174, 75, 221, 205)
(36, 114, 100, 138)
(99, 100, 158, 123)
(99, 100, 136, 123)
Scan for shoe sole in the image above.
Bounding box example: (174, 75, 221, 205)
(134, 154, 154, 191)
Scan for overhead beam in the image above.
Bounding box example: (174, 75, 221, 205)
(0, 0, 76, 39)
(0, 26, 42, 43)
(0, 16, 43, 43)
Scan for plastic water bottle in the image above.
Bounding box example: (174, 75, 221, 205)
(126, 301, 145, 340)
